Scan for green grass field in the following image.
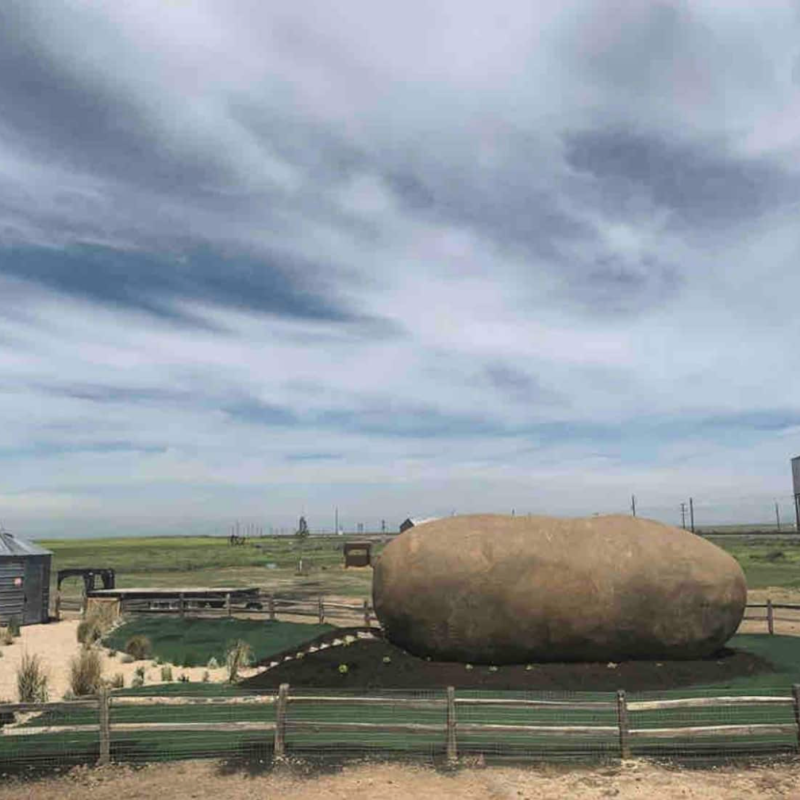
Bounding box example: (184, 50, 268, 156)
(41, 534, 379, 603)
(103, 618, 334, 667)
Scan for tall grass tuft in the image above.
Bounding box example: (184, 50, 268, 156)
(125, 635, 152, 660)
(69, 647, 103, 696)
(225, 639, 254, 682)
(76, 619, 102, 645)
(17, 653, 49, 702)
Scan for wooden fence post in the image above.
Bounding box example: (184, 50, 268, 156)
(616, 689, 631, 760)
(268, 594, 275, 622)
(446, 686, 458, 766)
(226, 593, 232, 619)
(767, 599, 774, 635)
(98, 687, 111, 766)
(792, 685, 800, 755)
(274, 683, 289, 761)
(318, 596, 325, 624)
(363, 599, 371, 628)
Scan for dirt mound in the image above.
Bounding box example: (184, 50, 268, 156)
(241, 636, 773, 692)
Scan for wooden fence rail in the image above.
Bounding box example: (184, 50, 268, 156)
(4, 685, 800, 767)
(58, 593, 800, 636)
(107, 594, 377, 627)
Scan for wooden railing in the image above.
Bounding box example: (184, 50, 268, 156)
(115, 594, 376, 627)
(742, 601, 800, 635)
(3, 686, 800, 766)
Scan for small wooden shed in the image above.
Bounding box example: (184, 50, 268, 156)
(343, 541, 371, 568)
(0, 531, 52, 626)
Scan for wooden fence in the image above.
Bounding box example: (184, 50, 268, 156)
(3, 685, 800, 767)
(742, 601, 800, 635)
(55, 597, 800, 636)
(55, 593, 376, 627)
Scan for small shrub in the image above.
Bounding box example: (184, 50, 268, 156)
(7, 617, 21, 638)
(131, 674, 144, 689)
(134, 665, 146, 680)
(160, 665, 173, 682)
(338, 663, 349, 675)
(488, 665, 498, 673)
(62, 689, 76, 701)
(108, 673, 124, 689)
(1, 629, 12, 646)
(124, 635, 152, 661)
(202, 670, 210, 683)
(382, 656, 391, 664)
(76, 619, 102, 645)
(108, 650, 117, 658)
(206, 657, 220, 669)
(69, 647, 103, 696)
(225, 640, 254, 682)
(465, 664, 473, 671)
(178, 674, 189, 683)
(17, 653, 49, 702)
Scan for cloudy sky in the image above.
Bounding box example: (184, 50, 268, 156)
(2, 1, 800, 537)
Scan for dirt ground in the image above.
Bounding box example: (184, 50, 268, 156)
(2, 759, 800, 799)
(0, 619, 257, 701)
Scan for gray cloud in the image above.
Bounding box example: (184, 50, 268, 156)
(1, 1, 800, 534)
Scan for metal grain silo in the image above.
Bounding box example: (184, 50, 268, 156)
(0, 531, 52, 626)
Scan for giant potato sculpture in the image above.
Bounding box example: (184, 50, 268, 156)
(373, 514, 746, 663)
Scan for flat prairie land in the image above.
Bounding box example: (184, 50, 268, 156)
(40, 534, 380, 604)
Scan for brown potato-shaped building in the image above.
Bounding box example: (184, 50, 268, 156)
(373, 514, 746, 663)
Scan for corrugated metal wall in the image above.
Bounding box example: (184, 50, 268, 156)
(0, 555, 52, 625)
(0, 558, 25, 624)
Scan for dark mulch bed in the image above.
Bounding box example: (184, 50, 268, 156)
(241, 637, 775, 693)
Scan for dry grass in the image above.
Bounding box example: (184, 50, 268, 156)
(69, 647, 103, 696)
(16, 652, 49, 702)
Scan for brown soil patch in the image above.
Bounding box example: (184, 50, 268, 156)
(2, 759, 800, 800)
(241, 637, 774, 693)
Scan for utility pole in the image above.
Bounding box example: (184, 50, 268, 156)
(689, 497, 695, 534)
(335, 507, 339, 535)
(631, 495, 636, 517)
(680, 502, 687, 530)
(776, 501, 782, 532)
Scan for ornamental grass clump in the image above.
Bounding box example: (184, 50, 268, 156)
(124, 635, 152, 661)
(225, 640, 254, 682)
(16, 653, 49, 703)
(76, 618, 102, 646)
(69, 647, 103, 696)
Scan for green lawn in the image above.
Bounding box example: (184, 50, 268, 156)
(711, 537, 800, 589)
(103, 618, 335, 667)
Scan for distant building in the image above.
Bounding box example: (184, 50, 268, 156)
(0, 530, 52, 626)
(398, 517, 440, 534)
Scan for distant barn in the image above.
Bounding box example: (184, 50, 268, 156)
(0, 531, 52, 626)
(398, 517, 440, 534)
